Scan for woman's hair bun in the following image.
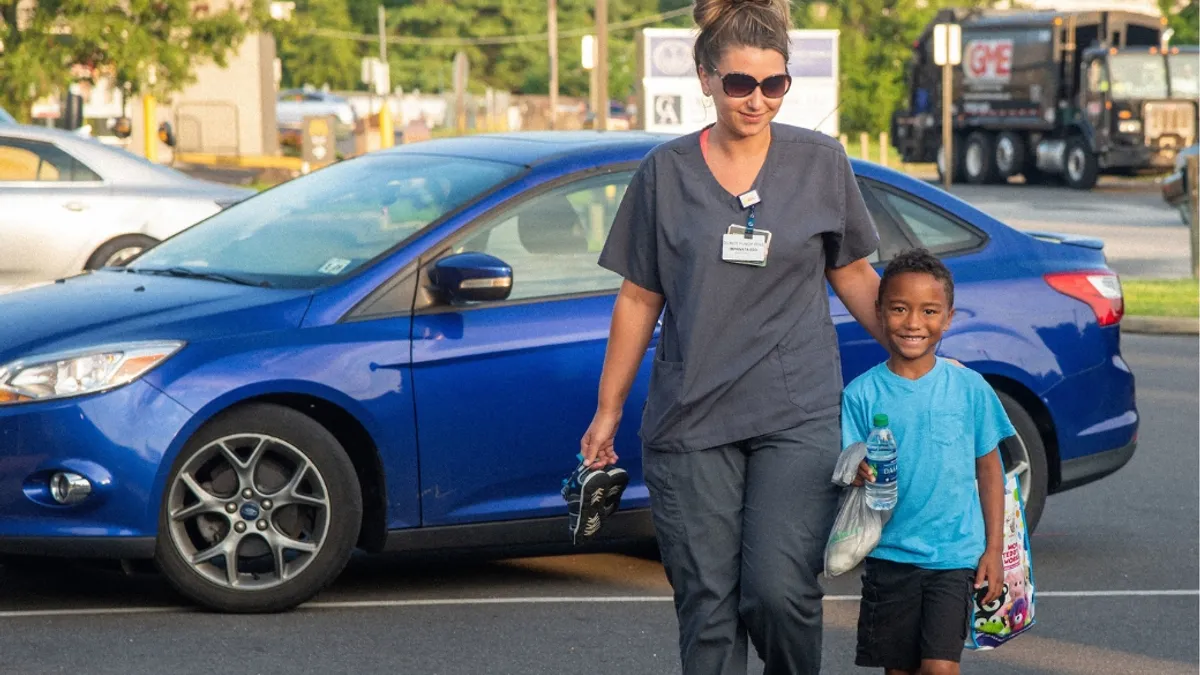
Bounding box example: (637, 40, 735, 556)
(693, 0, 790, 31)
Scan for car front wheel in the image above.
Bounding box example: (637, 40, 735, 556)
(155, 403, 362, 613)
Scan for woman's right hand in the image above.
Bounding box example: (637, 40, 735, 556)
(581, 409, 622, 469)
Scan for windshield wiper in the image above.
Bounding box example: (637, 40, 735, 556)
(126, 266, 272, 288)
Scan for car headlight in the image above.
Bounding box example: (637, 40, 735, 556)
(1119, 120, 1142, 135)
(0, 340, 184, 405)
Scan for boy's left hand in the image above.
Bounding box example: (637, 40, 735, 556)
(975, 548, 1004, 605)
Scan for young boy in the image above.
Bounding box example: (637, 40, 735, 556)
(844, 248, 1015, 675)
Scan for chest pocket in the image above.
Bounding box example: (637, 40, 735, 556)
(930, 410, 972, 456)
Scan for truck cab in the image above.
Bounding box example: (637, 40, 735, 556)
(1078, 45, 1199, 174)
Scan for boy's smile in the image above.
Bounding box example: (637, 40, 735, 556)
(878, 271, 954, 375)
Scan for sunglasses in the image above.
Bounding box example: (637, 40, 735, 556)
(711, 70, 792, 99)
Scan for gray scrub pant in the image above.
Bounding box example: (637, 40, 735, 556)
(643, 415, 842, 675)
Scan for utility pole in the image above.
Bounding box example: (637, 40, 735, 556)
(933, 23, 961, 191)
(595, 0, 608, 131)
(378, 4, 394, 148)
(548, 0, 558, 130)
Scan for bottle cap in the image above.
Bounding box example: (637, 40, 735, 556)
(873, 414, 889, 427)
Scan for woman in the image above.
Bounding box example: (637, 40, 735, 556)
(579, 0, 884, 673)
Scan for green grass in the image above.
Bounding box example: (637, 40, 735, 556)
(1123, 278, 1200, 318)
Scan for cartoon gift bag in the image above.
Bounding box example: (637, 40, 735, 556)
(966, 471, 1036, 650)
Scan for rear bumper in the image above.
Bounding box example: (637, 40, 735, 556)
(1057, 438, 1136, 492)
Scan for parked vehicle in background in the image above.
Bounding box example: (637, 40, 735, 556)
(0, 108, 16, 125)
(893, 8, 1199, 189)
(1161, 143, 1197, 225)
(0, 132, 1138, 613)
(276, 88, 358, 128)
(0, 124, 254, 293)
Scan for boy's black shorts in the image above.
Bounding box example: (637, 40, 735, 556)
(856, 557, 974, 671)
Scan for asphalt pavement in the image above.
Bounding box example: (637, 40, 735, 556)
(941, 177, 1189, 280)
(0, 333, 1195, 675)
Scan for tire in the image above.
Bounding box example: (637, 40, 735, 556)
(936, 136, 966, 185)
(964, 132, 997, 185)
(85, 234, 159, 270)
(155, 403, 363, 613)
(1063, 137, 1099, 190)
(994, 132, 1026, 179)
(994, 391, 1049, 533)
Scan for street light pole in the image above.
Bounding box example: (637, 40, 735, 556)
(595, 0, 608, 130)
(549, 0, 558, 130)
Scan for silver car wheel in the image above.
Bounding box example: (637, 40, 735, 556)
(165, 433, 331, 591)
(1000, 432, 1032, 507)
(105, 246, 146, 267)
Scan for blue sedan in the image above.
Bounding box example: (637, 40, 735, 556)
(0, 132, 1136, 612)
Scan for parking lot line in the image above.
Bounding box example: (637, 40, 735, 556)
(0, 589, 1194, 619)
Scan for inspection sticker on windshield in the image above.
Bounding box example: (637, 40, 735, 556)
(318, 258, 352, 275)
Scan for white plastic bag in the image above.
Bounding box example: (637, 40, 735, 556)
(824, 442, 890, 577)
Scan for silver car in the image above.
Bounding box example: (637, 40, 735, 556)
(0, 124, 254, 293)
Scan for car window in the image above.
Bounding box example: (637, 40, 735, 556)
(877, 189, 982, 254)
(449, 172, 631, 301)
(858, 180, 913, 264)
(0, 138, 101, 182)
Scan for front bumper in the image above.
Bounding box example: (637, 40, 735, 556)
(0, 380, 193, 557)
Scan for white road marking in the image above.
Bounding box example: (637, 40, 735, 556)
(0, 589, 1194, 619)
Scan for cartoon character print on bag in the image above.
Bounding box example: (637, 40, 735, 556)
(972, 582, 1012, 636)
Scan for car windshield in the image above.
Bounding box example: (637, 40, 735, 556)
(128, 153, 522, 289)
(1168, 54, 1199, 99)
(1107, 54, 1169, 100)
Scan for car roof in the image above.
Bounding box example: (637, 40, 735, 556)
(0, 123, 202, 186)
(380, 131, 678, 167)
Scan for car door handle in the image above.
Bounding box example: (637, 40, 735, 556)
(63, 202, 87, 212)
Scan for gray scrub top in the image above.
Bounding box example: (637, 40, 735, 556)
(598, 123, 879, 452)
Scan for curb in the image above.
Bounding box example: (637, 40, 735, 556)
(1122, 316, 1199, 336)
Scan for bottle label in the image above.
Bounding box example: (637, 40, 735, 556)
(870, 459, 897, 486)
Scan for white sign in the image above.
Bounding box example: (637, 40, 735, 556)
(933, 24, 962, 66)
(582, 35, 595, 71)
(639, 29, 840, 136)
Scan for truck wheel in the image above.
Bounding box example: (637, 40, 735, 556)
(995, 132, 1026, 179)
(964, 132, 997, 185)
(1063, 137, 1099, 190)
(936, 138, 966, 185)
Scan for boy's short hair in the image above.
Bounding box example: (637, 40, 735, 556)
(878, 248, 955, 308)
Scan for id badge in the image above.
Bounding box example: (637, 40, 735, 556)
(722, 225, 771, 266)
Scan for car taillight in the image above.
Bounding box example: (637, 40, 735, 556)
(1044, 270, 1124, 326)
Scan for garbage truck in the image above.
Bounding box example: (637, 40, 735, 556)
(891, 8, 1199, 189)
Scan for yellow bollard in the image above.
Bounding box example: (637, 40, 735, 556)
(860, 132, 870, 162)
(143, 94, 157, 162)
(378, 100, 394, 149)
(880, 132, 889, 168)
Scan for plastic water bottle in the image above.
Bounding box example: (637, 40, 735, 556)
(865, 414, 898, 511)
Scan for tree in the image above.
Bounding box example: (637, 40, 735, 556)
(273, 0, 362, 90)
(1161, 0, 1198, 45)
(0, 0, 265, 121)
(800, 0, 987, 134)
(382, 0, 660, 99)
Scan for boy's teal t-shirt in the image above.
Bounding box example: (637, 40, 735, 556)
(841, 358, 1016, 570)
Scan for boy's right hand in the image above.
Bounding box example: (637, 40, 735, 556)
(851, 459, 875, 487)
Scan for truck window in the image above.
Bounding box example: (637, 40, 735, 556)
(1168, 54, 1199, 99)
(1107, 53, 1169, 100)
(1087, 60, 1109, 94)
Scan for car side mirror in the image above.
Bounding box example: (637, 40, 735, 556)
(429, 252, 513, 303)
